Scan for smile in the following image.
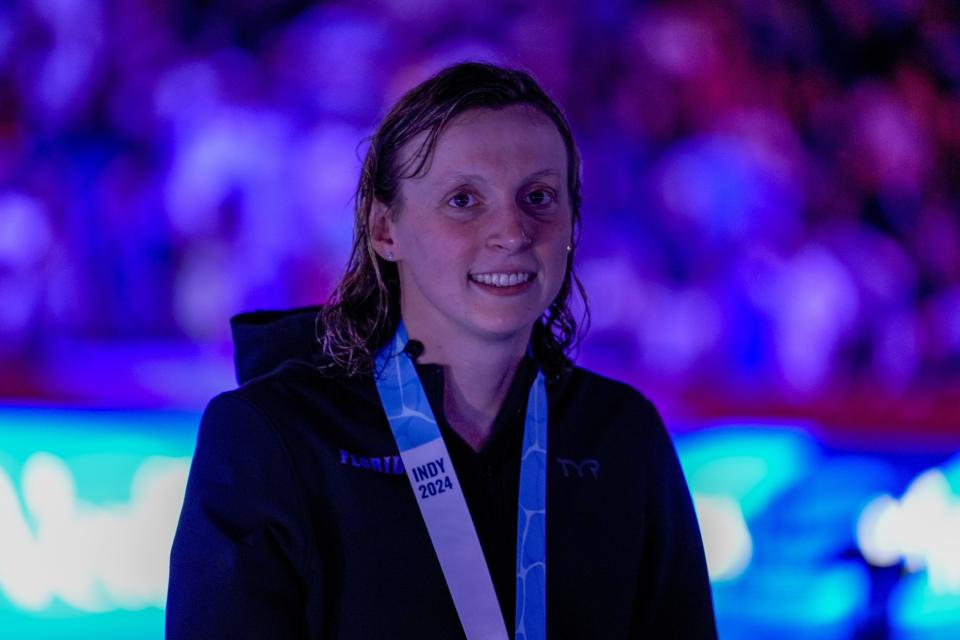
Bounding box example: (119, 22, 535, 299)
(468, 272, 534, 287)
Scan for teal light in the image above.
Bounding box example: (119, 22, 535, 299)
(941, 451, 960, 495)
(675, 423, 818, 518)
(0, 407, 197, 507)
(890, 572, 960, 639)
(713, 563, 869, 639)
(0, 406, 199, 640)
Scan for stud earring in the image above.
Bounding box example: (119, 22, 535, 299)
(565, 244, 572, 252)
(386, 251, 395, 261)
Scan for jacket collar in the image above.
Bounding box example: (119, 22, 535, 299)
(413, 356, 540, 458)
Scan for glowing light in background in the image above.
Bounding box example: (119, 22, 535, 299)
(677, 424, 817, 517)
(890, 572, 960, 638)
(691, 493, 752, 581)
(858, 468, 960, 595)
(0, 410, 954, 639)
(0, 407, 196, 639)
(676, 424, 817, 583)
(0, 453, 188, 612)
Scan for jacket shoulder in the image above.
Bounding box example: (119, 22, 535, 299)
(554, 366, 675, 457)
(229, 356, 374, 411)
(563, 366, 660, 414)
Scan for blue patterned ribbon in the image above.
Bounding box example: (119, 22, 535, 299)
(374, 320, 547, 640)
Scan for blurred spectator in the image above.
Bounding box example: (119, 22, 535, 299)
(0, 0, 957, 415)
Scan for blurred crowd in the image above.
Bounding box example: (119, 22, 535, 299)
(1, 0, 958, 410)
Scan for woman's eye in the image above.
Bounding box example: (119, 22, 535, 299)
(525, 189, 554, 207)
(448, 193, 476, 208)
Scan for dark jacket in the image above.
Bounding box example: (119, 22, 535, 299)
(167, 308, 717, 639)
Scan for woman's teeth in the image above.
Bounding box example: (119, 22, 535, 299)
(470, 272, 533, 287)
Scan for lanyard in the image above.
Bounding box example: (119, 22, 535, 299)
(374, 320, 547, 640)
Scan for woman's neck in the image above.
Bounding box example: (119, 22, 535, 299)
(405, 320, 531, 452)
(441, 347, 523, 452)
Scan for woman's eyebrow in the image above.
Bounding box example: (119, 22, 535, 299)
(524, 168, 562, 182)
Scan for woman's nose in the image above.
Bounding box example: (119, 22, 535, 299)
(488, 204, 532, 252)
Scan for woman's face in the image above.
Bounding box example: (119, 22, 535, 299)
(373, 104, 573, 348)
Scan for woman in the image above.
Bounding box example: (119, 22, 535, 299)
(167, 62, 716, 639)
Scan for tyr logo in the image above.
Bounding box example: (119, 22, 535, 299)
(555, 458, 600, 479)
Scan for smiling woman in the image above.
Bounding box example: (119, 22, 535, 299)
(318, 63, 586, 383)
(167, 62, 717, 639)
(368, 105, 574, 449)
(374, 106, 571, 341)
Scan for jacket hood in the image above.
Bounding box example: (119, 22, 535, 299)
(230, 306, 322, 385)
(230, 306, 563, 387)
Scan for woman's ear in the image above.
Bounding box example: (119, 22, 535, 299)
(369, 200, 397, 261)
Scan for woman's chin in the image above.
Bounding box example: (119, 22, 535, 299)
(463, 313, 540, 343)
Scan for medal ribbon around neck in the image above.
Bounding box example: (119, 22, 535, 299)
(374, 320, 547, 640)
